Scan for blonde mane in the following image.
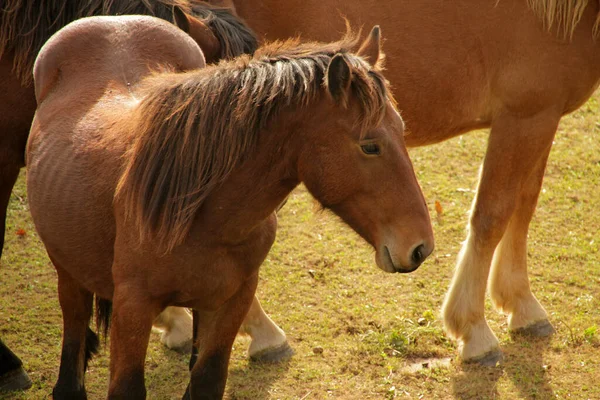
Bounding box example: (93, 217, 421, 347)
(527, 0, 600, 39)
(115, 35, 390, 253)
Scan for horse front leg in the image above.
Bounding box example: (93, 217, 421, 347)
(183, 275, 258, 400)
(489, 150, 555, 337)
(0, 165, 20, 260)
(108, 285, 159, 400)
(53, 264, 95, 399)
(0, 339, 32, 392)
(156, 295, 291, 362)
(442, 108, 560, 364)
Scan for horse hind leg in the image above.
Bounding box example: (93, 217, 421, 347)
(442, 108, 560, 364)
(489, 150, 555, 338)
(53, 264, 97, 399)
(183, 275, 258, 400)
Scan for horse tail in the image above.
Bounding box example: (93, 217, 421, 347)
(82, 296, 111, 371)
(84, 327, 100, 372)
(95, 296, 113, 342)
(190, 3, 258, 59)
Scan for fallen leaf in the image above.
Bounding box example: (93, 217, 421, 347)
(435, 200, 443, 216)
(16, 228, 26, 237)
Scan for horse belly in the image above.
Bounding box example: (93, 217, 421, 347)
(27, 120, 118, 299)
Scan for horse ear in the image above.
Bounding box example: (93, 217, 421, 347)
(357, 25, 381, 64)
(173, 6, 222, 64)
(173, 6, 191, 32)
(326, 53, 352, 106)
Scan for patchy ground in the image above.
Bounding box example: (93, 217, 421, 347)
(1, 91, 598, 399)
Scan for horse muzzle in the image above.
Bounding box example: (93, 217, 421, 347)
(376, 242, 433, 273)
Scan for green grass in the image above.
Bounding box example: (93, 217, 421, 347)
(1, 90, 599, 399)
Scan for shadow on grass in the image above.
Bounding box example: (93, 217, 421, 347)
(226, 358, 291, 400)
(452, 336, 555, 399)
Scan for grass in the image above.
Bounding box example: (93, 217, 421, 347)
(0, 90, 599, 399)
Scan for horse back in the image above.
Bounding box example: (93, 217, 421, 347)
(33, 15, 206, 105)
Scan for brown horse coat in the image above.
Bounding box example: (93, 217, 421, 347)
(27, 16, 433, 397)
(0, 1, 259, 387)
(212, 0, 600, 363)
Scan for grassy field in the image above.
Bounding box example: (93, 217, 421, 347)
(0, 91, 598, 399)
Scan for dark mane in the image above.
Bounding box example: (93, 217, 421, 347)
(190, 3, 257, 59)
(0, 0, 257, 86)
(115, 34, 391, 253)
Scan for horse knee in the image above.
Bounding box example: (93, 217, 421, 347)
(469, 201, 515, 246)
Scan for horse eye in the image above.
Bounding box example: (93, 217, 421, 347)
(360, 143, 380, 155)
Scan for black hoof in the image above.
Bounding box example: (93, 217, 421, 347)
(0, 366, 33, 392)
(249, 342, 294, 363)
(464, 349, 503, 367)
(511, 319, 555, 338)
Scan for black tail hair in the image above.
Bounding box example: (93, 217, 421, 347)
(84, 296, 112, 371)
(84, 327, 100, 371)
(95, 296, 113, 340)
(82, 296, 112, 371)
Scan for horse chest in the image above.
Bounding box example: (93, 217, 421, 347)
(116, 215, 277, 310)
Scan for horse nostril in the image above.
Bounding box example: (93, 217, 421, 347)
(411, 244, 426, 266)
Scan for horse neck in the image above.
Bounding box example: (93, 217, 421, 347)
(194, 103, 325, 243)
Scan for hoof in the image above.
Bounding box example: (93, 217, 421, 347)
(0, 367, 33, 392)
(511, 319, 555, 338)
(249, 342, 294, 363)
(464, 349, 503, 367)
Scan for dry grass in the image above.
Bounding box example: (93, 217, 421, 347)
(0, 91, 599, 399)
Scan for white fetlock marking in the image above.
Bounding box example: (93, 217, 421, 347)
(460, 319, 500, 361)
(442, 234, 490, 340)
(247, 320, 288, 357)
(508, 296, 549, 331)
(154, 307, 193, 349)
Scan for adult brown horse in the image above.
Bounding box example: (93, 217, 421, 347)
(197, 0, 600, 365)
(0, 0, 257, 392)
(27, 14, 433, 398)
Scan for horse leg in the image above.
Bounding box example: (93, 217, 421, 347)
(489, 150, 555, 337)
(108, 286, 159, 400)
(157, 295, 291, 362)
(183, 275, 258, 400)
(0, 166, 20, 260)
(154, 307, 193, 353)
(187, 296, 291, 369)
(0, 157, 31, 393)
(240, 296, 292, 362)
(53, 265, 96, 399)
(441, 109, 559, 364)
(0, 339, 32, 392)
